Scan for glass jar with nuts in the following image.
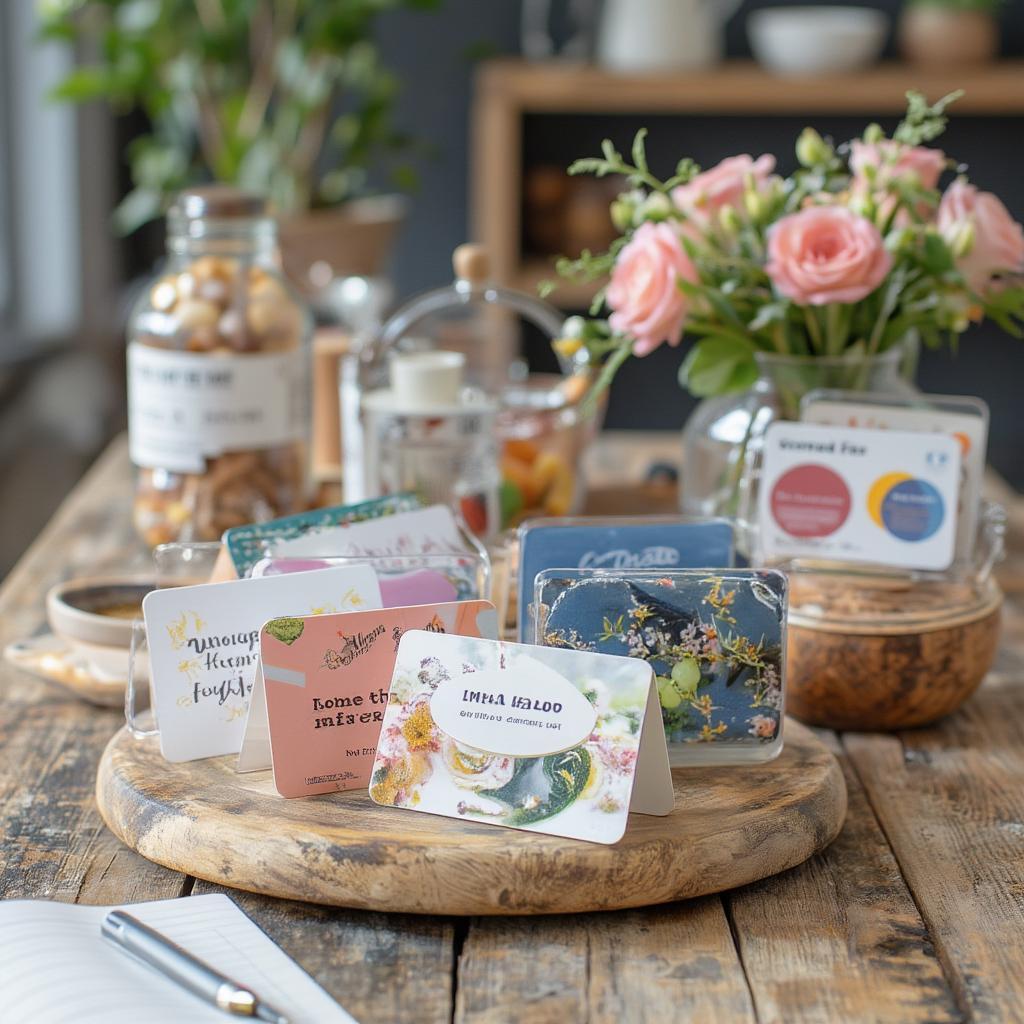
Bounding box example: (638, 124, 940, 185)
(127, 187, 312, 547)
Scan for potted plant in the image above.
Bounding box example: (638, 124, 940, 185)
(41, 0, 438, 291)
(548, 92, 1024, 534)
(898, 0, 1001, 67)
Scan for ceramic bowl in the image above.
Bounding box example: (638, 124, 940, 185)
(748, 6, 890, 77)
(786, 572, 1002, 730)
(46, 577, 154, 681)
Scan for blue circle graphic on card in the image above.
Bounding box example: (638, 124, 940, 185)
(877, 477, 945, 542)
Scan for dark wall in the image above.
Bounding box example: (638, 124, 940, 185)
(375, 2, 1024, 486)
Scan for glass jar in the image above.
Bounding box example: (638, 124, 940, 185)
(343, 244, 601, 532)
(681, 344, 916, 553)
(127, 187, 312, 546)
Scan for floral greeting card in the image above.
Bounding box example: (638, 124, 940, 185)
(142, 566, 382, 763)
(534, 569, 787, 763)
(370, 632, 673, 845)
(237, 601, 498, 795)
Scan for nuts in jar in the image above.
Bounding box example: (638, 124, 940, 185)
(127, 188, 311, 546)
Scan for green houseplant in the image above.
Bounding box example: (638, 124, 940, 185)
(41, 0, 438, 285)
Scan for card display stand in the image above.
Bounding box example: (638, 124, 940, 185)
(96, 720, 846, 916)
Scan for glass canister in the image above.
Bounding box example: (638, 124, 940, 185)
(127, 187, 312, 546)
(343, 244, 601, 531)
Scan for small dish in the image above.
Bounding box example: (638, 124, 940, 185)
(3, 634, 142, 708)
(748, 6, 890, 77)
(45, 576, 154, 686)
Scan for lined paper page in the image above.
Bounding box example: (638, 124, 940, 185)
(0, 893, 356, 1024)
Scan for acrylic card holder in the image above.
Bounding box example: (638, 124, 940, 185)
(800, 390, 989, 568)
(250, 550, 491, 604)
(126, 541, 384, 762)
(223, 493, 422, 578)
(516, 516, 736, 643)
(126, 541, 225, 739)
(533, 568, 787, 764)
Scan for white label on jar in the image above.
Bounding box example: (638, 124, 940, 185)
(127, 342, 307, 473)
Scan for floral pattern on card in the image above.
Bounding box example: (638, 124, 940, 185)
(535, 571, 786, 751)
(371, 633, 660, 843)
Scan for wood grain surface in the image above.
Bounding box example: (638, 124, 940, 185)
(2, 434, 1024, 1022)
(96, 720, 846, 916)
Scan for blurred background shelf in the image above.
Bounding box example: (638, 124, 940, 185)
(476, 58, 1024, 114)
(473, 59, 1024, 314)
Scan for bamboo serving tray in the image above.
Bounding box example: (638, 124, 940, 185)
(96, 720, 846, 916)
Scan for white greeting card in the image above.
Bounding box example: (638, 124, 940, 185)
(273, 504, 466, 561)
(142, 566, 382, 762)
(758, 422, 961, 571)
(801, 390, 987, 562)
(370, 632, 674, 845)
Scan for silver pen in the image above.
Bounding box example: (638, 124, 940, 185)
(101, 909, 290, 1023)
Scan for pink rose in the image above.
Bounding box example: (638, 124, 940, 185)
(607, 221, 697, 355)
(766, 206, 892, 306)
(671, 154, 776, 225)
(938, 179, 1024, 295)
(850, 140, 946, 191)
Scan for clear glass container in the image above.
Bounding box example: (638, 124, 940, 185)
(127, 187, 312, 546)
(343, 245, 600, 532)
(681, 344, 917, 554)
(784, 501, 1005, 730)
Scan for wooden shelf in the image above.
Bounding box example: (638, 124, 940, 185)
(471, 59, 1024, 311)
(476, 58, 1024, 115)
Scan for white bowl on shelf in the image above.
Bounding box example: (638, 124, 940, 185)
(748, 6, 890, 77)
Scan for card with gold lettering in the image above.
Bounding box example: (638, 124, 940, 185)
(142, 566, 383, 763)
(238, 601, 498, 796)
(370, 632, 674, 844)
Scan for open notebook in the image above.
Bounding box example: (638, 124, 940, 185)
(0, 893, 357, 1024)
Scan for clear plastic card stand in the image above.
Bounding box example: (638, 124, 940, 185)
(534, 566, 787, 766)
(250, 550, 492, 604)
(126, 541, 222, 739)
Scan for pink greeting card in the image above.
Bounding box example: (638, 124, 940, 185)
(241, 601, 498, 797)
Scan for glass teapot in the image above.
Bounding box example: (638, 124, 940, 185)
(341, 245, 599, 535)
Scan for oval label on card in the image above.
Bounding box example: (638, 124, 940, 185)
(430, 657, 597, 757)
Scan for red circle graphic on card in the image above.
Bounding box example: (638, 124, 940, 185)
(770, 464, 852, 538)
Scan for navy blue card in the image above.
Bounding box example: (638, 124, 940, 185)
(534, 568, 786, 761)
(516, 517, 735, 643)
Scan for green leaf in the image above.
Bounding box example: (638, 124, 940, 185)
(111, 186, 163, 235)
(679, 336, 759, 398)
(49, 67, 114, 103)
(921, 232, 956, 275)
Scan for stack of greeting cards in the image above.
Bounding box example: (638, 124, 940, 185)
(138, 497, 789, 843)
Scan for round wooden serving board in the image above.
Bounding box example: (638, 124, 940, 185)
(97, 721, 846, 916)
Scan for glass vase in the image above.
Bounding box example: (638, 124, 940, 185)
(680, 344, 917, 555)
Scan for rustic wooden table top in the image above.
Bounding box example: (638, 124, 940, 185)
(2, 435, 1023, 1023)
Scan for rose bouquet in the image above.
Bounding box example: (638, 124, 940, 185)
(551, 92, 1024, 408)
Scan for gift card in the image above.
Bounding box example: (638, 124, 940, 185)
(142, 566, 382, 763)
(274, 505, 469, 562)
(517, 517, 734, 642)
(224, 493, 421, 578)
(238, 601, 498, 793)
(370, 632, 673, 845)
(534, 568, 786, 761)
(801, 391, 988, 562)
(251, 553, 485, 603)
(759, 422, 961, 571)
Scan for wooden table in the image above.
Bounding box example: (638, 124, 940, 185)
(3, 436, 1024, 1023)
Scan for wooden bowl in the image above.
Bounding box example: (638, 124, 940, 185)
(786, 572, 1002, 731)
